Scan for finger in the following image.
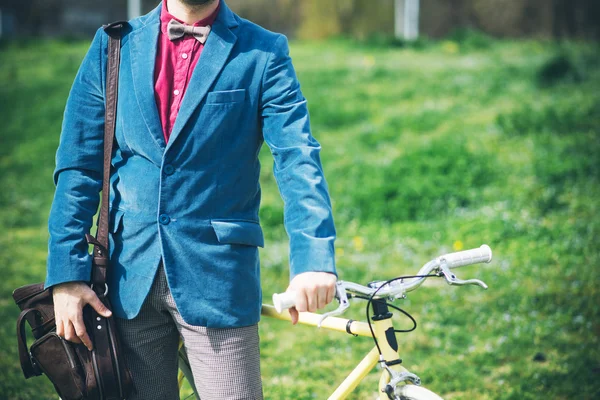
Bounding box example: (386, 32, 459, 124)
(73, 313, 93, 351)
(56, 317, 65, 338)
(86, 292, 112, 317)
(64, 321, 82, 344)
(288, 307, 299, 325)
(326, 282, 336, 305)
(306, 286, 317, 312)
(295, 289, 308, 313)
(317, 285, 327, 309)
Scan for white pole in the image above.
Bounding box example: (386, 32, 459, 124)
(395, 0, 420, 41)
(405, 0, 420, 40)
(128, 0, 142, 20)
(394, 0, 404, 40)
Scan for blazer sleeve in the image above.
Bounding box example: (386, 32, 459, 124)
(44, 28, 107, 289)
(259, 34, 337, 280)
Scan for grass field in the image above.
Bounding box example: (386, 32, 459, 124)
(1, 33, 599, 399)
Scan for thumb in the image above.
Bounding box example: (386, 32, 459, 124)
(87, 293, 112, 318)
(288, 307, 299, 325)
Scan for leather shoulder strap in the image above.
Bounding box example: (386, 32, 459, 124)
(89, 21, 126, 292)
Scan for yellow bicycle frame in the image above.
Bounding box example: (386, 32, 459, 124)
(179, 304, 414, 400)
(261, 305, 410, 400)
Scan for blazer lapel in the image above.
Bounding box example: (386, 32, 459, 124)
(129, 4, 166, 153)
(165, 1, 239, 153)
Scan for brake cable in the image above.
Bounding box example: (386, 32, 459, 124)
(357, 274, 439, 359)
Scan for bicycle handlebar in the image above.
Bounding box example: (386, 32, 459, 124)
(440, 244, 492, 269)
(273, 244, 492, 314)
(273, 292, 297, 314)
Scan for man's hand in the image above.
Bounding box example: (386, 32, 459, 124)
(287, 272, 336, 325)
(52, 281, 113, 350)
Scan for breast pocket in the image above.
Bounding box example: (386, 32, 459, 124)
(205, 89, 246, 105)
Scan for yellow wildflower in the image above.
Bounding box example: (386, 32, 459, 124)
(352, 236, 365, 252)
(363, 55, 376, 68)
(442, 41, 459, 54)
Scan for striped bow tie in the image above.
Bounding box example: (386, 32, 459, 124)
(167, 19, 211, 43)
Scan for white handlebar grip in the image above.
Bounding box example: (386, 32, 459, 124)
(441, 244, 492, 269)
(272, 291, 297, 313)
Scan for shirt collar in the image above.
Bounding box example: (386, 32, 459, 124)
(160, 0, 221, 34)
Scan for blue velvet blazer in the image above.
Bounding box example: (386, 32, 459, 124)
(44, 0, 337, 328)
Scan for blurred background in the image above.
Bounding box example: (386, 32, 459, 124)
(1, 0, 600, 39)
(1, 1, 598, 399)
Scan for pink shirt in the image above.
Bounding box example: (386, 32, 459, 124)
(154, 0, 220, 143)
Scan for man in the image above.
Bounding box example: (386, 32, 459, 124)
(45, 0, 337, 399)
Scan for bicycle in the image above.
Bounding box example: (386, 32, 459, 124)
(178, 245, 493, 400)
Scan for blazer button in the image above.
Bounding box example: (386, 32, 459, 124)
(163, 164, 175, 175)
(159, 214, 170, 225)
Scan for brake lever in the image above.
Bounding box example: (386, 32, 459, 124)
(438, 261, 488, 289)
(317, 281, 350, 327)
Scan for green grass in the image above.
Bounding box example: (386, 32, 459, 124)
(1, 35, 599, 399)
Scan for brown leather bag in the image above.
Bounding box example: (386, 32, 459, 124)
(12, 21, 134, 400)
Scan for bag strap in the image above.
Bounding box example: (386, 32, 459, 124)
(17, 309, 43, 378)
(88, 21, 132, 400)
(87, 21, 126, 294)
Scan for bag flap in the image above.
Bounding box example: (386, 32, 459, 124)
(12, 283, 46, 306)
(13, 283, 55, 337)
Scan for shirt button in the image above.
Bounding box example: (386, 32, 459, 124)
(163, 164, 175, 175)
(181, 53, 188, 59)
(159, 214, 171, 225)
(173, 89, 180, 96)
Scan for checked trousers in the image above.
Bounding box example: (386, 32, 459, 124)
(115, 260, 264, 400)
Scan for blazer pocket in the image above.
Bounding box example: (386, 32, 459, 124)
(210, 219, 264, 247)
(205, 89, 246, 105)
